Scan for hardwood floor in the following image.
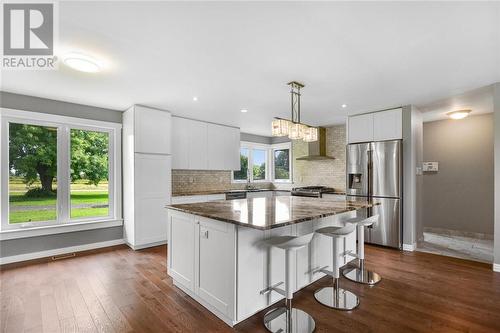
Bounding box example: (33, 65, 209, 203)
(1, 245, 500, 333)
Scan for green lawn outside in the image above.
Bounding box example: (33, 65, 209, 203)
(9, 190, 109, 223)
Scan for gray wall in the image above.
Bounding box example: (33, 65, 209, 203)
(0, 92, 124, 260)
(423, 114, 494, 235)
(0, 91, 122, 123)
(494, 83, 500, 267)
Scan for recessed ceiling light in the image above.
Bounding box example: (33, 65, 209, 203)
(446, 109, 471, 120)
(341, 104, 347, 108)
(240, 109, 248, 113)
(193, 96, 198, 101)
(63, 53, 101, 73)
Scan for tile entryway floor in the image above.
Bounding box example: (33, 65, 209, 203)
(417, 232, 493, 263)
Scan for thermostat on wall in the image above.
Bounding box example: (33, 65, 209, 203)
(422, 162, 438, 172)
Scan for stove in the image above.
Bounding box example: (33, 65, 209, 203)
(291, 186, 336, 198)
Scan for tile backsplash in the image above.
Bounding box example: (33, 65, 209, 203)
(172, 169, 272, 194)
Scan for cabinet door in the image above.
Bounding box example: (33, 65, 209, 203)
(227, 127, 241, 170)
(348, 113, 374, 143)
(171, 117, 189, 169)
(135, 154, 171, 245)
(134, 105, 171, 154)
(373, 108, 402, 141)
(168, 211, 196, 291)
(207, 124, 240, 170)
(207, 124, 228, 170)
(188, 120, 208, 170)
(196, 218, 235, 317)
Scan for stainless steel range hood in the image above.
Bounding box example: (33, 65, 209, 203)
(296, 127, 335, 161)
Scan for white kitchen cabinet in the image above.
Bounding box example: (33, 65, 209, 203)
(348, 113, 374, 143)
(171, 116, 240, 171)
(196, 217, 236, 318)
(207, 123, 241, 170)
(167, 210, 357, 327)
(134, 105, 171, 154)
(168, 210, 196, 291)
(189, 120, 209, 170)
(373, 108, 402, 141)
(171, 117, 189, 169)
(348, 108, 403, 143)
(123, 105, 172, 250)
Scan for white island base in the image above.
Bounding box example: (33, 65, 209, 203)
(167, 209, 358, 327)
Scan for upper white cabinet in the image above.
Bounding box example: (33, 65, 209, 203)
(172, 116, 240, 171)
(207, 123, 240, 171)
(348, 108, 402, 143)
(373, 108, 402, 141)
(133, 105, 171, 154)
(348, 113, 373, 143)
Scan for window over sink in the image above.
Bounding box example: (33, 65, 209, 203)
(232, 141, 291, 183)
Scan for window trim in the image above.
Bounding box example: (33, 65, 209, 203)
(232, 140, 292, 183)
(0, 108, 122, 233)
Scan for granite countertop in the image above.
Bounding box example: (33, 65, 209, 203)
(166, 196, 377, 230)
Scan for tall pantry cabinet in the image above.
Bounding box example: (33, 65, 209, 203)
(123, 105, 172, 249)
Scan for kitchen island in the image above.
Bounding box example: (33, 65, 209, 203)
(166, 195, 376, 327)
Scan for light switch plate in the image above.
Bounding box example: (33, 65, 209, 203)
(422, 162, 438, 172)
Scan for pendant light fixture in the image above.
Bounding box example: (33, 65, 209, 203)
(272, 81, 318, 142)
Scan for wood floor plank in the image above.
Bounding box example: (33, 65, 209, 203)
(1, 244, 500, 333)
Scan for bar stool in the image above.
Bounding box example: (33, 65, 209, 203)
(342, 214, 381, 285)
(260, 233, 316, 333)
(314, 224, 359, 310)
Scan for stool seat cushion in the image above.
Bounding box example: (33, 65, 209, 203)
(262, 233, 314, 250)
(315, 224, 355, 237)
(345, 215, 379, 227)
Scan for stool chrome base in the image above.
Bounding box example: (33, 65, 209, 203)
(343, 267, 381, 285)
(263, 306, 316, 333)
(314, 286, 359, 311)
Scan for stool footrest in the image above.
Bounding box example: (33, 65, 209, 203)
(259, 281, 285, 296)
(342, 250, 358, 259)
(313, 266, 334, 277)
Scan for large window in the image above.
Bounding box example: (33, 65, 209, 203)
(273, 148, 290, 181)
(233, 142, 291, 183)
(1, 109, 121, 232)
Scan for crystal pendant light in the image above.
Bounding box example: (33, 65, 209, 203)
(272, 118, 290, 136)
(303, 126, 318, 142)
(271, 81, 318, 142)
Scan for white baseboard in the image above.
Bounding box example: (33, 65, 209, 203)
(127, 240, 167, 250)
(0, 239, 125, 265)
(493, 263, 500, 273)
(403, 243, 416, 252)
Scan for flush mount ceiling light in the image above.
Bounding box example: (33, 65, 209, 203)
(446, 109, 471, 120)
(193, 96, 198, 101)
(63, 53, 101, 73)
(271, 81, 318, 142)
(240, 109, 248, 113)
(341, 104, 347, 108)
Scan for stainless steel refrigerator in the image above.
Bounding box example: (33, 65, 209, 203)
(346, 140, 402, 249)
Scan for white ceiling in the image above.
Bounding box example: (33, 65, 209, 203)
(419, 84, 494, 122)
(1, 1, 500, 135)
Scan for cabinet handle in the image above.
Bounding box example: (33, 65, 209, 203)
(202, 230, 209, 239)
